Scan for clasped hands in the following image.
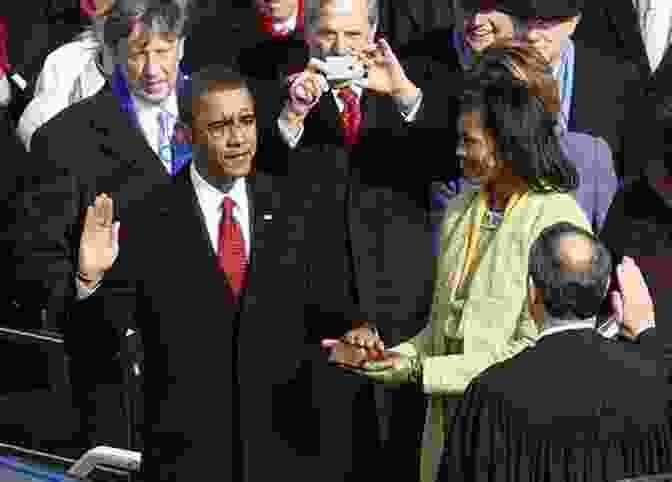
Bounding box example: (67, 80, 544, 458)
(327, 324, 423, 386)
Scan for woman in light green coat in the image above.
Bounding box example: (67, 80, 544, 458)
(333, 64, 592, 482)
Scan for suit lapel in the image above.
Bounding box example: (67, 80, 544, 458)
(607, 1, 651, 74)
(89, 90, 161, 170)
(166, 166, 232, 285)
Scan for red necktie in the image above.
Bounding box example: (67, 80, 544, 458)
(218, 197, 247, 299)
(0, 16, 10, 75)
(337, 87, 362, 145)
(258, 0, 304, 39)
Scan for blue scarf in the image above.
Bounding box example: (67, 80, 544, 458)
(111, 63, 192, 175)
(554, 37, 575, 133)
(452, 28, 473, 69)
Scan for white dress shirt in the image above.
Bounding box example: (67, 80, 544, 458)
(77, 164, 251, 300)
(190, 162, 251, 257)
(17, 34, 108, 151)
(634, 0, 672, 71)
(272, 10, 298, 34)
(133, 92, 180, 174)
(278, 83, 423, 148)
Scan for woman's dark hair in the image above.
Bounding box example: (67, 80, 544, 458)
(459, 66, 579, 193)
(528, 222, 612, 320)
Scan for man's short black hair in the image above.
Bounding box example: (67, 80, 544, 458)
(528, 222, 612, 320)
(181, 64, 254, 125)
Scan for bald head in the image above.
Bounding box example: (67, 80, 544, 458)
(556, 233, 594, 274)
(528, 222, 612, 321)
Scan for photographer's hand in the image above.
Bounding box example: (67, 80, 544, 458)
(280, 60, 329, 131)
(351, 38, 419, 100)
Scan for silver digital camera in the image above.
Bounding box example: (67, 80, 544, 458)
(323, 55, 367, 84)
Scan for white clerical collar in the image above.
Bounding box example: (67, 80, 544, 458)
(536, 319, 596, 341)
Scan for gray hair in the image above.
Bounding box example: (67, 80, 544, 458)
(103, 0, 192, 51)
(304, 0, 379, 33)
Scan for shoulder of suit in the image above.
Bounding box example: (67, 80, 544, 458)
(574, 40, 639, 76)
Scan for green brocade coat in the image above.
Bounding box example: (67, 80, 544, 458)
(391, 186, 592, 482)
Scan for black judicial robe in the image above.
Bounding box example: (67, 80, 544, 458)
(438, 328, 672, 482)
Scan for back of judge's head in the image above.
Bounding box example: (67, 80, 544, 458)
(528, 222, 612, 323)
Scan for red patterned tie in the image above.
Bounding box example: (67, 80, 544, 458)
(0, 16, 10, 75)
(337, 87, 362, 145)
(218, 197, 248, 299)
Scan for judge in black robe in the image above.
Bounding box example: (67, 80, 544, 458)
(438, 222, 672, 482)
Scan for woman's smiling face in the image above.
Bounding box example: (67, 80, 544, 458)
(463, 9, 515, 52)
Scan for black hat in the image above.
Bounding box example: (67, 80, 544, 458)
(492, 0, 583, 18)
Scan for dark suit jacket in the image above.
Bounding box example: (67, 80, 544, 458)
(573, 2, 672, 182)
(378, 0, 455, 49)
(601, 174, 672, 369)
(439, 328, 672, 482)
(569, 40, 640, 181)
(12, 87, 177, 362)
(82, 164, 313, 481)
(238, 38, 442, 345)
(237, 38, 449, 481)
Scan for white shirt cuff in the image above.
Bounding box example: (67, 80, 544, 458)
(76, 272, 105, 300)
(277, 106, 304, 149)
(397, 88, 423, 123)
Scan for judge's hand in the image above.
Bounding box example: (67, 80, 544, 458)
(350, 38, 419, 100)
(614, 256, 655, 339)
(78, 193, 120, 283)
(340, 324, 385, 351)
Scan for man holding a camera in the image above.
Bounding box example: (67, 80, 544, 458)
(235, 1, 458, 480)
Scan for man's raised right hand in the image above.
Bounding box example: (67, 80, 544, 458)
(78, 193, 120, 285)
